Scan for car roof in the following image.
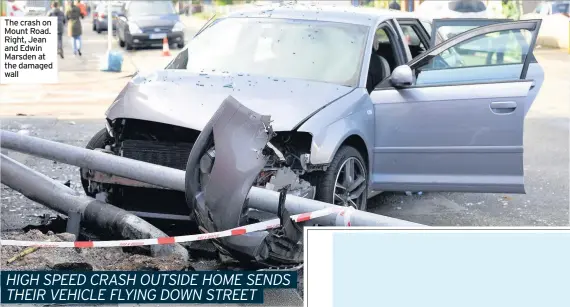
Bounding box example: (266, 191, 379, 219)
(224, 3, 419, 26)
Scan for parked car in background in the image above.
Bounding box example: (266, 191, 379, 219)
(523, 1, 569, 18)
(81, 6, 544, 218)
(115, 1, 185, 50)
(417, 0, 490, 19)
(92, 2, 122, 33)
(24, 0, 47, 16)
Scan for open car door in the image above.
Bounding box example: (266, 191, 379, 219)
(429, 18, 513, 45)
(369, 20, 543, 194)
(428, 18, 544, 116)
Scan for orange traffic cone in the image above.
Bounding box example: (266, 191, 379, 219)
(162, 37, 171, 56)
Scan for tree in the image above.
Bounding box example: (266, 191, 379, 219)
(502, 0, 520, 20)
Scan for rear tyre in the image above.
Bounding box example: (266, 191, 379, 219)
(312, 146, 368, 211)
(125, 40, 133, 50)
(119, 37, 125, 48)
(92, 23, 96, 31)
(80, 128, 113, 197)
(96, 25, 102, 34)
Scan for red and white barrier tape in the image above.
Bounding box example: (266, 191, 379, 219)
(0, 207, 346, 248)
(339, 207, 355, 227)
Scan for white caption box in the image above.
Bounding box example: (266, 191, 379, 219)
(0, 17, 58, 84)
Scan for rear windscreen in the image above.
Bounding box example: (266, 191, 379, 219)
(448, 0, 487, 13)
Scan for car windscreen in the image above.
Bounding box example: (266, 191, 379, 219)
(552, 2, 570, 14)
(166, 18, 369, 87)
(448, 0, 487, 13)
(128, 1, 175, 16)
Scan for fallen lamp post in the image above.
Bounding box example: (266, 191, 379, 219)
(0, 154, 189, 261)
(0, 129, 423, 228)
(0, 96, 425, 267)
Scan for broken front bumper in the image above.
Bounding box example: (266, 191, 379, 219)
(185, 96, 304, 267)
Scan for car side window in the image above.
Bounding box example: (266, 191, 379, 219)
(375, 26, 401, 71)
(421, 21, 448, 45)
(399, 24, 427, 58)
(368, 26, 400, 92)
(420, 21, 432, 38)
(413, 29, 532, 86)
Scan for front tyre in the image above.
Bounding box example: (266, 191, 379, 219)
(313, 146, 368, 211)
(80, 128, 113, 197)
(118, 34, 125, 47)
(125, 39, 133, 50)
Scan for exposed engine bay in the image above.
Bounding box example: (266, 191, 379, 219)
(199, 134, 316, 200)
(82, 118, 319, 220)
(81, 96, 313, 266)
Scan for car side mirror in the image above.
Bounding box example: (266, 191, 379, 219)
(390, 65, 414, 88)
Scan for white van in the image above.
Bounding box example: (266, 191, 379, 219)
(416, 0, 491, 19)
(24, 0, 48, 16)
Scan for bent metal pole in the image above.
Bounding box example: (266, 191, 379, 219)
(1, 130, 186, 191)
(0, 153, 189, 260)
(0, 130, 424, 227)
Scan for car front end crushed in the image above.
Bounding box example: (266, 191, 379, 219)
(81, 12, 375, 222)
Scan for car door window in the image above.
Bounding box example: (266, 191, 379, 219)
(399, 24, 428, 58)
(429, 19, 512, 46)
(422, 21, 447, 46)
(414, 28, 532, 86)
(420, 21, 432, 36)
(373, 27, 398, 72)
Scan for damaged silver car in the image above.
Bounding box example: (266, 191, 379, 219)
(81, 6, 544, 223)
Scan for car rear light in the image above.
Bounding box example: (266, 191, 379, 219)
(12, 5, 20, 11)
(100, 13, 106, 18)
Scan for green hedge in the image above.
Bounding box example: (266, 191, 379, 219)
(214, 0, 233, 5)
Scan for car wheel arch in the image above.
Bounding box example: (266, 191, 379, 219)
(340, 134, 370, 172)
(306, 127, 372, 175)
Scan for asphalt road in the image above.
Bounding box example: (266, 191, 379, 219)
(1, 25, 568, 231)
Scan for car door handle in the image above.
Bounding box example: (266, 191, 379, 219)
(491, 101, 517, 109)
(529, 81, 536, 89)
(490, 101, 517, 114)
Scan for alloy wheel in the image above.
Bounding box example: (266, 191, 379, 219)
(332, 157, 367, 210)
